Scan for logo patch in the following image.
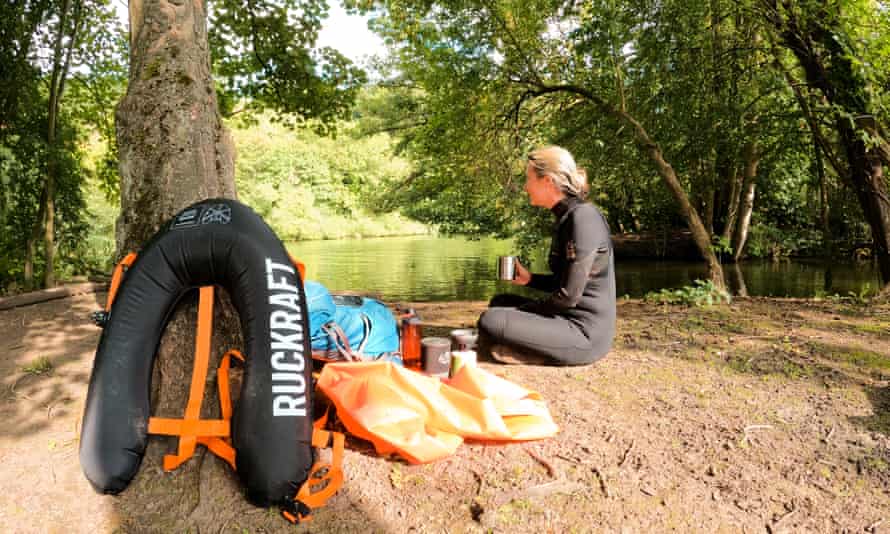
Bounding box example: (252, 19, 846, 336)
(566, 240, 577, 261)
(201, 204, 232, 225)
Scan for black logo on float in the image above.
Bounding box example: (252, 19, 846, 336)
(265, 258, 308, 417)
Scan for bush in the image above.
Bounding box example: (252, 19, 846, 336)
(644, 279, 732, 306)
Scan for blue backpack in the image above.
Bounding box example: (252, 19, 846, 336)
(304, 281, 401, 362)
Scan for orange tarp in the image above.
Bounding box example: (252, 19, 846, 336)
(315, 361, 559, 464)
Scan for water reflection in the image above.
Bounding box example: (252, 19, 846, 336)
(287, 236, 881, 302)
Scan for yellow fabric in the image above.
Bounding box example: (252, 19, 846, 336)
(316, 361, 559, 464)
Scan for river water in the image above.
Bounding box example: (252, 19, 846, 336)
(287, 235, 881, 302)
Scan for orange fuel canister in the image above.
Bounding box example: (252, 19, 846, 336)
(400, 310, 422, 370)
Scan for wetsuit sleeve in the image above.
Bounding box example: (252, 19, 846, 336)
(527, 273, 558, 292)
(522, 206, 605, 315)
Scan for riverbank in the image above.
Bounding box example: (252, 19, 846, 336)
(1, 294, 888, 532)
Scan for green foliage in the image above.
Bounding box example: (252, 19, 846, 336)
(816, 282, 877, 305)
(644, 279, 732, 307)
(208, 0, 366, 131)
(231, 114, 429, 240)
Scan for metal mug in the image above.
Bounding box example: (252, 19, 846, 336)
(497, 255, 517, 281)
(450, 328, 478, 352)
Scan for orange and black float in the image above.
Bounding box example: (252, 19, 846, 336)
(79, 198, 341, 522)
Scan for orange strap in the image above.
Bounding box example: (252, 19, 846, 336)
(288, 253, 306, 282)
(282, 409, 345, 523)
(105, 252, 137, 311)
(146, 287, 242, 471)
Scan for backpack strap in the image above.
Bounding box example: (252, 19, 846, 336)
(146, 286, 241, 471)
(356, 313, 372, 355)
(92, 252, 137, 327)
(281, 407, 345, 524)
(320, 321, 361, 362)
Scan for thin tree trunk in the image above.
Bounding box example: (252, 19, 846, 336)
(731, 262, 748, 297)
(814, 137, 831, 253)
(702, 187, 715, 236)
(42, 0, 82, 287)
(42, 0, 71, 288)
(721, 167, 743, 243)
(113, 0, 238, 526)
(732, 142, 759, 261)
(24, 189, 45, 290)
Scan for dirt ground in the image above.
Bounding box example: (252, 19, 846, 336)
(1, 290, 889, 533)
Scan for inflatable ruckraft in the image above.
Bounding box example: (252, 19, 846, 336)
(80, 198, 342, 523)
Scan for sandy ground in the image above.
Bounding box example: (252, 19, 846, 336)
(1, 291, 889, 533)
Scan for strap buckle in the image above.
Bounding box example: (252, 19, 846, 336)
(280, 499, 313, 524)
(90, 310, 109, 327)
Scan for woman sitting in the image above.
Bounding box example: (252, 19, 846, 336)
(477, 145, 616, 366)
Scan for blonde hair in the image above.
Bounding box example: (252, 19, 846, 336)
(527, 145, 589, 198)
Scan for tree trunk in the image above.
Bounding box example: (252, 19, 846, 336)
(731, 262, 748, 297)
(113, 0, 239, 527)
(702, 186, 715, 236)
(24, 190, 45, 290)
(42, 0, 82, 288)
(625, 123, 725, 288)
(116, 0, 236, 253)
(843, 126, 890, 283)
(732, 142, 759, 261)
(721, 167, 742, 243)
(814, 138, 831, 252)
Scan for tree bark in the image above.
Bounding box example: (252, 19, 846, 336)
(24, 189, 45, 290)
(721, 167, 743, 243)
(116, 0, 236, 254)
(113, 0, 239, 527)
(732, 142, 759, 261)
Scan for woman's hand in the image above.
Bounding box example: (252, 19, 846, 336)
(512, 259, 531, 285)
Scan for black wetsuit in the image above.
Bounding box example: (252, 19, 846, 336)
(478, 196, 616, 365)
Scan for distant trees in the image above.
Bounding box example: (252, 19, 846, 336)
(0, 0, 124, 291)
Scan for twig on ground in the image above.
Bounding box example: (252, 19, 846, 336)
(555, 453, 581, 464)
(618, 439, 635, 467)
(866, 519, 885, 533)
(811, 481, 837, 497)
(470, 469, 484, 496)
(817, 459, 838, 468)
(742, 424, 773, 446)
(525, 445, 558, 478)
(523, 480, 586, 499)
(822, 426, 835, 443)
(591, 466, 611, 498)
(772, 506, 796, 529)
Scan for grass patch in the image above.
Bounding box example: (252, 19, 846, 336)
(719, 349, 813, 380)
(21, 356, 53, 375)
(854, 323, 890, 336)
(806, 341, 890, 371)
